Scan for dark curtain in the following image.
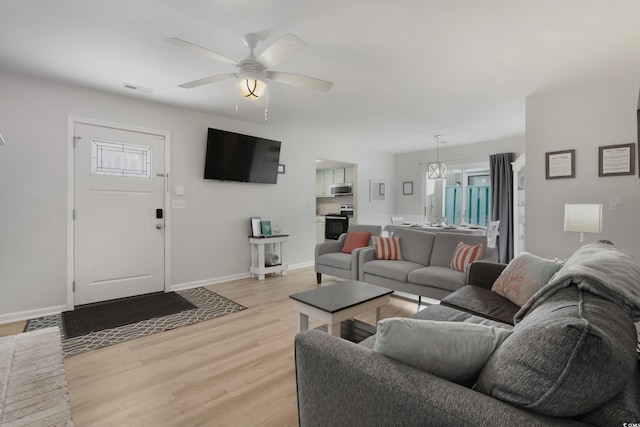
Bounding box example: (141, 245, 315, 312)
(490, 153, 514, 263)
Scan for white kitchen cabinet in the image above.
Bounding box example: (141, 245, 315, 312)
(344, 166, 354, 183)
(334, 167, 345, 183)
(316, 169, 335, 196)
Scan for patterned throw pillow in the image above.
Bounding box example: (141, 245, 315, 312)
(341, 231, 372, 254)
(372, 236, 402, 260)
(450, 242, 484, 271)
(491, 252, 563, 307)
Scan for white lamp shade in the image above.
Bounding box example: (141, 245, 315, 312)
(238, 70, 266, 99)
(564, 204, 602, 233)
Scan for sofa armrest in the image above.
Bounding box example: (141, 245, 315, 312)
(315, 241, 344, 259)
(357, 247, 376, 281)
(295, 330, 585, 427)
(467, 261, 508, 289)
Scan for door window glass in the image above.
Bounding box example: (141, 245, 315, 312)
(91, 140, 151, 178)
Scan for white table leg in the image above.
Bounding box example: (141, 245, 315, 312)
(329, 322, 341, 336)
(299, 313, 309, 332)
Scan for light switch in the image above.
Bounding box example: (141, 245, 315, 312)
(172, 199, 186, 209)
(609, 198, 621, 211)
(174, 185, 184, 196)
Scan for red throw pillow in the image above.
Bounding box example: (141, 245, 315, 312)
(451, 242, 484, 271)
(373, 236, 402, 260)
(341, 231, 372, 254)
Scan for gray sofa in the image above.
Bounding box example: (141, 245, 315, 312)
(315, 224, 382, 284)
(295, 251, 640, 426)
(359, 227, 496, 300)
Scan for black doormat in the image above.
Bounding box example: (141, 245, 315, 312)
(62, 292, 196, 338)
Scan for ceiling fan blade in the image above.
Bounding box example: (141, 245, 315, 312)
(257, 33, 306, 69)
(179, 73, 236, 89)
(267, 71, 333, 93)
(167, 37, 239, 66)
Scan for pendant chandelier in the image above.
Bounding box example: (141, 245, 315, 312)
(427, 135, 447, 179)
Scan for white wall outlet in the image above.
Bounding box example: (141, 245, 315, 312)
(172, 199, 186, 209)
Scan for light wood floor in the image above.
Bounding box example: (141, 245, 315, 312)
(1, 267, 422, 426)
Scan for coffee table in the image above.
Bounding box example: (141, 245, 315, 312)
(289, 280, 393, 337)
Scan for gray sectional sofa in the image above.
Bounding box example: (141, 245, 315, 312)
(359, 227, 496, 300)
(295, 245, 640, 426)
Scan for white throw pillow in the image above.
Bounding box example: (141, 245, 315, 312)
(373, 318, 512, 386)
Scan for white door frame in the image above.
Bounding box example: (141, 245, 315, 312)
(66, 116, 171, 310)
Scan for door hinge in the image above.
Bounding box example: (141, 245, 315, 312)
(72, 281, 75, 292)
(73, 136, 80, 148)
(72, 209, 76, 220)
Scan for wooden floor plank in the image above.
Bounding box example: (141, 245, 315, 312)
(5, 268, 421, 426)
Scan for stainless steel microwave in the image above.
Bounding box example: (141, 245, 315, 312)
(331, 183, 353, 195)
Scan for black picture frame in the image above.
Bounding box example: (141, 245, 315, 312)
(545, 149, 575, 179)
(598, 143, 635, 177)
(402, 181, 413, 195)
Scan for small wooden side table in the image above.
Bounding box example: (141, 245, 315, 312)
(249, 234, 289, 280)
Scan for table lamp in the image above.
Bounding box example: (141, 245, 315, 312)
(564, 204, 602, 246)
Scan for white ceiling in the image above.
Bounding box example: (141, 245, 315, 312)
(2, 1, 640, 153)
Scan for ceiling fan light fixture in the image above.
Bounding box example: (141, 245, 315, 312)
(238, 70, 266, 100)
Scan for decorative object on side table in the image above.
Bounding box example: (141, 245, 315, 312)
(545, 149, 575, 179)
(260, 220, 272, 236)
(250, 216, 262, 237)
(598, 143, 635, 177)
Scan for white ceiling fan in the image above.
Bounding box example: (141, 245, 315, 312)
(167, 33, 334, 102)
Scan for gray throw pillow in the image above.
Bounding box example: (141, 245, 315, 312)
(475, 286, 637, 417)
(373, 317, 512, 386)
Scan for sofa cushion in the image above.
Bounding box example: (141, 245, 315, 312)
(441, 285, 519, 325)
(392, 228, 435, 265)
(359, 304, 513, 350)
(407, 266, 466, 292)
(374, 318, 512, 386)
(363, 259, 423, 282)
(318, 252, 352, 270)
(341, 231, 371, 254)
(475, 286, 638, 417)
(491, 252, 562, 306)
(372, 236, 402, 260)
(429, 232, 489, 267)
(450, 242, 484, 272)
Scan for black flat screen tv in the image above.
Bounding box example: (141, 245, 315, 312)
(204, 128, 281, 184)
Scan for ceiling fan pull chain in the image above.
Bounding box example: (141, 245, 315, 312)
(264, 86, 269, 122)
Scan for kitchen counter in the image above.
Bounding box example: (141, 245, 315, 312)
(384, 224, 486, 236)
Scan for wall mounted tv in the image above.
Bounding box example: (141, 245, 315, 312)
(204, 128, 281, 184)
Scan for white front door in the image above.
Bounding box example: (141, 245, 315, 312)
(73, 122, 166, 305)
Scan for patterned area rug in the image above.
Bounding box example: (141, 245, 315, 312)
(0, 328, 73, 426)
(24, 288, 246, 358)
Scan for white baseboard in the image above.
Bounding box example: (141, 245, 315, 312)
(0, 305, 67, 325)
(1, 263, 316, 325)
(169, 261, 314, 292)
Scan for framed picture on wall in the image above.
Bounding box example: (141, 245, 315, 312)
(598, 143, 635, 177)
(545, 149, 575, 179)
(403, 181, 413, 195)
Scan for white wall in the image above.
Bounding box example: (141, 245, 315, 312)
(526, 77, 640, 260)
(394, 136, 525, 222)
(0, 71, 394, 321)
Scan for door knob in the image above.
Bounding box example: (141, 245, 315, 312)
(156, 224, 163, 229)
